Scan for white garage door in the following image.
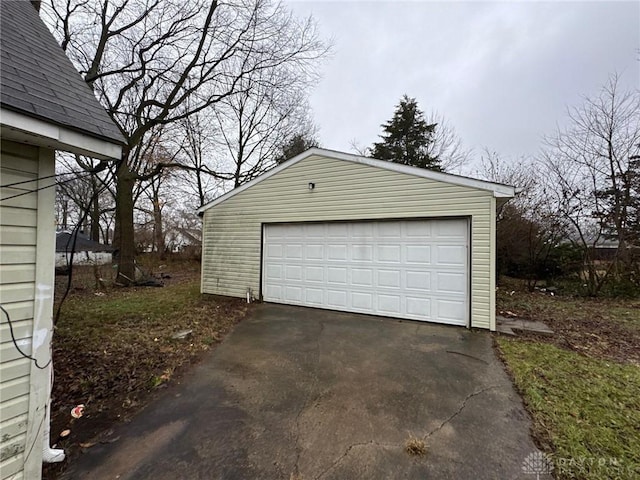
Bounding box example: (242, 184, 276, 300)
(262, 219, 469, 326)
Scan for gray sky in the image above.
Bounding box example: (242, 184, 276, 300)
(288, 1, 640, 166)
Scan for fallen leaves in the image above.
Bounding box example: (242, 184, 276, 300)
(496, 282, 640, 365)
(47, 265, 247, 479)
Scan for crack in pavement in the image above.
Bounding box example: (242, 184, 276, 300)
(423, 384, 510, 440)
(292, 320, 325, 477)
(445, 350, 489, 365)
(313, 440, 397, 480)
(292, 333, 509, 480)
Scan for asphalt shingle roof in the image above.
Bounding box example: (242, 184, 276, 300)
(0, 1, 125, 145)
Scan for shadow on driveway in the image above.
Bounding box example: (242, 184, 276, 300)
(64, 304, 547, 480)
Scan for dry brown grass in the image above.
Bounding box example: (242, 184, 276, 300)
(496, 278, 640, 365)
(405, 434, 427, 456)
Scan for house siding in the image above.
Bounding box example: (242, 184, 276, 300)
(202, 154, 497, 330)
(0, 140, 54, 480)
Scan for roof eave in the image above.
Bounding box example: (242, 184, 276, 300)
(197, 147, 516, 213)
(1, 107, 123, 160)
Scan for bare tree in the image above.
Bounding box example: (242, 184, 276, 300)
(542, 74, 640, 294)
(478, 151, 567, 290)
(45, 0, 328, 284)
(425, 112, 471, 173)
(56, 155, 115, 242)
(174, 112, 224, 207)
(139, 164, 172, 255)
(212, 66, 318, 187)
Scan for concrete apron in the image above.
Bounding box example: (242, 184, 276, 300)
(64, 304, 548, 480)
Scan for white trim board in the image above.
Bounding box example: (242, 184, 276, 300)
(24, 148, 57, 479)
(0, 108, 122, 160)
(198, 148, 516, 214)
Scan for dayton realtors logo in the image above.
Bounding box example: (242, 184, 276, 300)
(522, 450, 636, 478)
(522, 450, 554, 479)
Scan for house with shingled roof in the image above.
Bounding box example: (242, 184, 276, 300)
(0, 1, 124, 478)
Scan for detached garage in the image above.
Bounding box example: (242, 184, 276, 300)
(198, 149, 514, 330)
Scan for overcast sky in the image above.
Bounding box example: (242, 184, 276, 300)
(287, 1, 640, 168)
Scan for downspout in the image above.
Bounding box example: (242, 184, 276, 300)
(42, 363, 65, 463)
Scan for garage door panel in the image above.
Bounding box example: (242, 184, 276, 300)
(437, 299, 466, 322)
(378, 222, 401, 237)
(406, 297, 431, 317)
(285, 286, 303, 303)
(327, 290, 347, 308)
(352, 268, 374, 287)
(265, 285, 283, 300)
(266, 265, 283, 281)
(351, 292, 373, 310)
(377, 294, 401, 314)
(378, 245, 401, 263)
(305, 224, 325, 238)
(327, 245, 348, 260)
(436, 220, 467, 238)
(263, 219, 468, 326)
(352, 244, 373, 261)
(406, 270, 431, 290)
(405, 221, 432, 237)
(377, 270, 401, 288)
(328, 223, 348, 238)
(406, 245, 431, 263)
(265, 227, 285, 240)
(327, 267, 347, 284)
(305, 245, 324, 260)
(305, 266, 324, 282)
(266, 244, 283, 259)
(285, 244, 303, 259)
(305, 288, 324, 305)
(436, 245, 466, 265)
(436, 272, 466, 295)
(285, 265, 303, 281)
(352, 223, 374, 237)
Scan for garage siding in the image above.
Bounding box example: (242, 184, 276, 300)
(202, 154, 496, 330)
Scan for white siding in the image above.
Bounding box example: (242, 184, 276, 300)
(0, 140, 54, 480)
(202, 154, 498, 330)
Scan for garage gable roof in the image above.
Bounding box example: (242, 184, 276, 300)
(197, 148, 516, 213)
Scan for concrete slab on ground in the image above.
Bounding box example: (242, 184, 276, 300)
(497, 315, 554, 336)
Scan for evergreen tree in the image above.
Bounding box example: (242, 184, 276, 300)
(371, 95, 441, 171)
(275, 132, 319, 164)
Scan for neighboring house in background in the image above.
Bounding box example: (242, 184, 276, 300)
(591, 239, 620, 262)
(0, 1, 124, 479)
(172, 227, 202, 255)
(55, 231, 113, 268)
(199, 148, 515, 331)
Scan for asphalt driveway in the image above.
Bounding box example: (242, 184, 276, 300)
(65, 304, 545, 480)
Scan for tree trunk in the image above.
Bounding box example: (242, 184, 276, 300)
(61, 199, 68, 230)
(152, 190, 165, 256)
(114, 156, 136, 285)
(90, 176, 100, 242)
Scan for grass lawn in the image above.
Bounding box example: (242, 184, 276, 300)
(495, 280, 640, 479)
(45, 259, 247, 478)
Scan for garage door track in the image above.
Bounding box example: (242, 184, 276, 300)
(64, 304, 545, 480)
